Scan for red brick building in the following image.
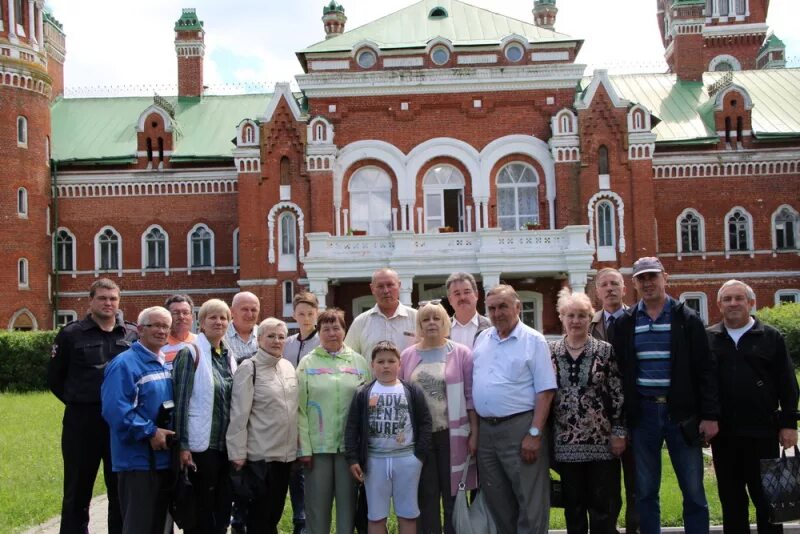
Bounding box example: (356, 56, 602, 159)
(3, 0, 798, 333)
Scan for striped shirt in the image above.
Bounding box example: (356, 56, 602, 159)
(634, 297, 673, 397)
(225, 323, 258, 363)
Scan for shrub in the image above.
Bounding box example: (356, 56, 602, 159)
(0, 331, 57, 392)
(755, 303, 800, 367)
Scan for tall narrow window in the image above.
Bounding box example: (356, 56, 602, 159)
(18, 258, 28, 287)
(98, 228, 120, 271)
(17, 187, 27, 217)
(282, 280, 295, 317)
(680, 211, 703, 252)
(14, 0, 24, 29)
(158, 137, 164, 163)
(774, 207, 798, 250)
(725, 117, 732, 145)
(597, 201, 614, 247)
(496, 162, 539, 231)
(17, 116, 27, 146)
(55, 229, 75, 271)
(144, 227, 167, 269)
(727, 209, 750, 251)
(280, 156, 291, 186)
(278, 212, 298, 271)
(735, 0, 746, 15)
(349, 167, 392, 235)
(598, 146, 609, 175)
(719, 0, 729, 16)
(190, 225, 212, 267)
(706, 0, 713, 16)
(146, 138, 153, 162)
(423, 165, 465, 232)
(233, 228, 240, 268)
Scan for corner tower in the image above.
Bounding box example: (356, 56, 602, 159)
(322, 1, 346, 39)
(175, 8, 205, 98)
(0, 0, 55, 329)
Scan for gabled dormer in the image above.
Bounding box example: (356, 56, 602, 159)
(136, 97, 176, 170)
(709, 75, 753, 150)
(306, 116, 336, 172)
(234, 119, 261, 174)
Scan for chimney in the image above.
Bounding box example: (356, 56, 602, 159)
(43, 10, 66, 101)
(174, 8, 204, 98)
(322, 1, 347, 39)
(533, 0, 558, 31)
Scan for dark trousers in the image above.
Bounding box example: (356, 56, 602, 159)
(247, 461, 292, 534)
(185, 449, 232, 534)
(118, 470, 172, 534)
(60, 403, 121, 534)
(711, 433, 783, 534)
(559, 459, 621, 534)
(289, 462, 306, 526)
(231, 492, 248, 531)
(614, 447, 640, 533)
(419, 429, 456, 534)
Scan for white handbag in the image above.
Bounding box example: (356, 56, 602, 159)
(452, 455, 498, 534)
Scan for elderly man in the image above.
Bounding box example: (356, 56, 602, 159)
(708, 280, 799, 534)
(47, 278, 138, 534)
(101, 307, 175, 534)
(612, 257, 719, 534)
(472, 284, 556, 533)
(589, 267, 638, 534)
(446, 272, 491, 349)
(162, 294, 197, 370)
(345, 268, 417, 358)
(226, 291, 260, 363)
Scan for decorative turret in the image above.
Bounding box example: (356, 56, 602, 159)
(533, 0, 557, 31)
(757, 34, 786, 70)
(322, 1, 347, 39)
(174, 8, 205, 98)
(44, 10, 66, 100)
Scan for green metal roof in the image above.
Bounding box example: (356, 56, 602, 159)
(602, 69, 800, 144)
(323, 1, 345, 15)
(759, 33, 785, 54)
(299, 0, 578, 54)
(175, 8, 203, 32)
(50, 94, 272, 163)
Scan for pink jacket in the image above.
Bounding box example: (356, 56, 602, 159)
(400, 340, 478, 495)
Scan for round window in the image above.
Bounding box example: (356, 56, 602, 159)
(431, 46, 450, 65)
(356, 49, 377, 69)
(505, 44, 524, 63)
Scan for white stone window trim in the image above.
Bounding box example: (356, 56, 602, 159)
(595, 200, 616, 261)
(352, 41, 380, 69)
(495, 161, 540, 231)
(282, 280, 295, 318)
(94, 225, 123, 275)
(278, 211, 298, 272)
(17, 115, 27, 147)
(723, 206, 754, 258)
(587, 191, 626, 253)
(232, 227, 240, 273)
(17, 186, 28, 217)
(679, 292, 709, 324)
(676, 208, 707, 258)
(709, 54, 742, 72)
(54, 227, 77, 272)
(771, 204, 799, 252)
(18, 257, 29, 288)
(141, 224, 170, 273)
(423, 164, 466, 232)
(56, 310, 78, 327)
(268, 202, 305, 264)
(8, 308, 37, 331)
(775, 289, 800, 306)
(517, 290, 544, 333)
(187, 223, 215, 274)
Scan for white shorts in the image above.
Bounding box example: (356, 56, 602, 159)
(364, 454, 423, 521)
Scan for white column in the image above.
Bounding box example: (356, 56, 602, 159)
(391, 208, 398, 231)
(335, 205, 341, 236)
(7, 0, 17, 39)
(36, 4, 43, 45)
(482, 202, 489, 229)
(474, 202, 481, 230)
(342, 209, 349, 233)
(27, 0, 35, 43)
(482, 272, 501, 291)
(568, 271, 588, 293)
(465, 205, 473, 233)
(401, 203, 408, 231)
(399, 275, 414, 306)
(309, 279, 329, 310)
(416, 207, 423, 234)
(408, 205, 414, 233)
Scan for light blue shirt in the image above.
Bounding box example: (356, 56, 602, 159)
(471, 321, 557, 418)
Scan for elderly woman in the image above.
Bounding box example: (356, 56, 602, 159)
(549, 288, 625, 534)
(296, 308, 371, 534)
(173, 298, 238, 534)
(399, 301, 478, 534)
(226, 317, 298, 533)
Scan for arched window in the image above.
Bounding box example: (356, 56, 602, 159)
(774, 206, 798, 250)
(244, 125, 254, 144)
(189, 224, 213, 268)
(349, 166, 392, 235)
(679, 210, 704, 253)
(18, 258, 28, 288)
(278, 212, 297, 271)
(280, 156, 291, 186)
(96, 227, 121, 271)
(315, 123, 325, 142)
(597, 201, 615, 247)
(598, 145, 609, 175)
(559, 114, 571, 134)
(146, 138, 153, 162)
(9, 309, 37, 331)
(55, 229, 75, 271)
(726, 208, 751, 251)
(633, 112, 643, 131)
(496, 162, 539, 231)
(17, 187, 27, 217)
(45, 136, 50, 165)
(143, 226, 167, 270)
(17, 116, 27, 146)
(423, 164, 465, 232)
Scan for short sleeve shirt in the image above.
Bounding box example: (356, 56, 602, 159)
(368, 382, 414, 457)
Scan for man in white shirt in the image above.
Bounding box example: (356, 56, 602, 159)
(345, 268, 417, 359)
(226, 291, 260, 364)
(446, 272, 491, 349)
(472, 284, 556, 534)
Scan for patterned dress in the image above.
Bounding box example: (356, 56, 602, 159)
(549, 337, 625, 463)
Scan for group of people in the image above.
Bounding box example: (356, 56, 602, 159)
(46, 258, 798, 534)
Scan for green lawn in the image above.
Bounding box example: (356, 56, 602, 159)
(1, 392, 744, 532)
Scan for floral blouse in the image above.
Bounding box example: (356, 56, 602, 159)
(548, 337, 625, 463)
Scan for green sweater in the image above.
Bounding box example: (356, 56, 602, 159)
(297, 345, 371, 456)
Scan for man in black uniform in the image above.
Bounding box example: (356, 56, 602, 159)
(47, 278, 138, 534)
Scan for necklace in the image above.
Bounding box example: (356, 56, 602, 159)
(564, 339, 587, 351)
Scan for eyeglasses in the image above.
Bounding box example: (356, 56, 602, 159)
(418, 299, 442, 307)
(142, 323, 171, 331)
(264, 334, 287, 341)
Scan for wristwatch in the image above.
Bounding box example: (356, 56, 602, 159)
(528, 426, 541, 438)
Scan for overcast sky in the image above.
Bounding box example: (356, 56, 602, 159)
(46, 0, 799, 96)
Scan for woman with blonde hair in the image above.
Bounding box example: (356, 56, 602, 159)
(549, 287, 625, 534)
(399, 300, 478, 534)
(173, 298, 238, 534)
